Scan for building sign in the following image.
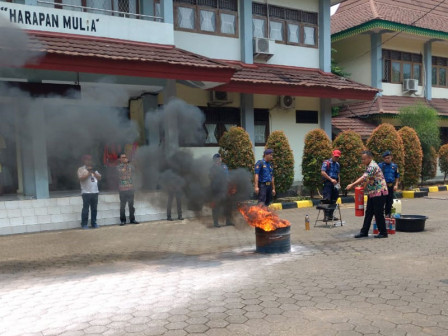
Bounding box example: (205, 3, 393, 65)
(2, 6, 98, 32)
(0, 3, 174, 45)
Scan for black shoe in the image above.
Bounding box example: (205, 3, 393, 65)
(354, 233, 368, 238)
(167, 217, 174, 221)
(374, 233, 388, 238)
(130, 220, 140, 224)
(120, 221, 126, 226)
(213, 223, 220, 228)
(91, 224, 99, 229)
(225, 222, 235, 226)
(178, 217, 184, 221)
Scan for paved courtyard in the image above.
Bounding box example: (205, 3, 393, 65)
(1, 193, 448, 336)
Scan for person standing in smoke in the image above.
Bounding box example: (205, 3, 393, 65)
(77, 154, 101, 229)
(117, 153, 139, 225)
(210, 153, 233, 228)
(167, 188, 183, 221)
(254, 149, 276, 206)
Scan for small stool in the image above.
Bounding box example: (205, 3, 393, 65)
(314, 203, 343, 228)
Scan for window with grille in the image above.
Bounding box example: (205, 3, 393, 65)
(252, 2, 318, 47)
(201, 107, 240, 145)
(432, 56, 448, 88)
(174, 0, 238, 37)
(254, 110, 270, 145)
(382, 49, 422, 84)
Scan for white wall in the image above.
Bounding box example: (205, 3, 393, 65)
(268, 44, 319, 68)
(382, 83, 424, 97)
(0, 2, 174, 45)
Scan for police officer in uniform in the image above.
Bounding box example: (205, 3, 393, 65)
(378, 150, 400, 217)
(321, 150, 341, 221)
(254, 149, 275, 206)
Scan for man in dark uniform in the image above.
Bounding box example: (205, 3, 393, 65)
(210, 153, 232, 228)
(254, 149, 275, 206)
(378, 150, 400, 217)
(321, 150, 341, 221)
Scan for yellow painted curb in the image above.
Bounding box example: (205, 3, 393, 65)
(429, 186, 439, 192)
(364, 195, 368, 203)
(269, 203, 282, 211)
(296, 200, 313, 208)
(402, 191, 415, 198)
(336, 198, 342, 204)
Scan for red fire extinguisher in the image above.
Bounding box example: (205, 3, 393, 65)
(355, 186, 364, 217)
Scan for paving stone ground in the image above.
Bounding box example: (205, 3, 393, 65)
(1, 193, 448, 336)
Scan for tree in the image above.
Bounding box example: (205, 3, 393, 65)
(302, 129, 332, 197)
(265, 130, 294, 194)
(438, 144, 448, 183)
(398, 127, 423, 189)
(332, 131, 365, 192)
(218, 126, 254, 172)
(399, 103, 440, 181)
(366, 123, 405, 177)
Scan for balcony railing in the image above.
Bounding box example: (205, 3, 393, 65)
(32, 0, 163, 21)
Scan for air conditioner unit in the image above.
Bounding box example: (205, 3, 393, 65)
(279, 95, 295, 109)
(253, 37, 274, 60)
(403, 79, 419, 92)
(209, 91, 230, 104)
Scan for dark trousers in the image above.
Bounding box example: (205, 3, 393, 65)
(258, 183, 273, 206)
(322, 181, 339, 218)
(167, 191, 182, 219)
(119, 190, 135, 222)
(385, 185, 394, 216)
(361, 195, 387, 235)
(81, 193, 98, 227)
(212, 201, 232, 226)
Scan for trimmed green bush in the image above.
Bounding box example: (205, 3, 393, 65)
(439, 144, 448, 183)
(366, 123, 405, 176)
(265, 130, 294, 193)
(302, 129, 332, 197)
(332, 131, 365, 191)
(398, 127, 423, 189)
(219, 126, 254, 172)
(422, 146, 438, 182)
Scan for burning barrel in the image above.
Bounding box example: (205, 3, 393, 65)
(255, 226, 291, 253)
(239, 204, 291, 254)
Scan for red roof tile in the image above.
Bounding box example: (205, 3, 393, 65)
(332, 0, 448, 35)
(332, 116, 377, 139)
(217, 62, 379, 100)
(337, 95, 448, 117)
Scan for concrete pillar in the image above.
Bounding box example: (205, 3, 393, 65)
(160, 0, 173, 24)
(371, 32, 383, 90)
(163, 80, 178, 156)
(142, 93, 159, 146)
(241, 94, 255, 146)
(20, 103, 49, 199)
(319, 0, 331, 72)
(425, 41, 432, 101)
(240, 0, 253, 64)
(320, 98, 332, 139)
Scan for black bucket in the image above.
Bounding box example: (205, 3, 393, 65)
(255, 226, 291, 253)
(396, 215, 428, 232)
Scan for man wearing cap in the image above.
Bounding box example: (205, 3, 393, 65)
(254, 149, 275, 206)
(210, 153, 232, 227)
(321, 150, 341, 221)
(77, 154, 102, 229)
(378, 150, 400, 218)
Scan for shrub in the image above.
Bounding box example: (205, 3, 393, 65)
(332, 131, 365, 192)
(399, 103, 440, 181)
(265, 130, 294, 193)
(422, 146, 438, 182)
(219, 126, 254, 173)
(366, 123, 405, 176)
(439, 144, 448, 183)
(302, 129, 332, 197)
(398, 127, 423, 189)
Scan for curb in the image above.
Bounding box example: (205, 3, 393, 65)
(270, 185, 448, 210)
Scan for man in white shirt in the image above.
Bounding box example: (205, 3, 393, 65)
(77, 154, 102, 229)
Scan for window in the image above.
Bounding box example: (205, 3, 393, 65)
(202, 107, 240, 145)
(432, 56, 448, 88)
(252, 2, 318, 47)
(38, 0, 140, 17)
(174, 0, 238, 37)
(254, 110, 270, 145)
(296, 110, 318, 124)
(382, 50, 422, 84)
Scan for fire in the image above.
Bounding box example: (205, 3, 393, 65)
(239, 204, 290, 232)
